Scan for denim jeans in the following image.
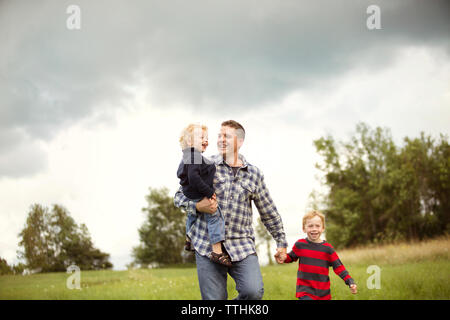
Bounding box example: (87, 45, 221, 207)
(186, 203, 225, 244)
(195, 252, 264, 300)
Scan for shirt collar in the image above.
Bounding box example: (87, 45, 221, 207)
(213, 153, 249, 170)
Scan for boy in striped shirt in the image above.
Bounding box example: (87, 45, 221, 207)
(281, 210, 357, 300)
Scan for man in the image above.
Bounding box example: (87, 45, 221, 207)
(174, 120, 287, 300)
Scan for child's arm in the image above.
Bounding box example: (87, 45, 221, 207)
(187, 164, 215, 199)
(282, 241, 301, 264)
(282, 252, 293, 263)
(329, 249, 356, 293)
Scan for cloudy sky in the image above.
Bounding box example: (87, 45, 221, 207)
(0, 0, 449, 269)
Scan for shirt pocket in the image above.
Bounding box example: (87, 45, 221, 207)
(213, 176, 227, 198)
(239, 180, 255, 203)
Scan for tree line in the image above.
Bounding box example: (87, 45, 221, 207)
(1, 204, 112, 275)
(313, 123, 449, 248)
(2, 123, 447, 274)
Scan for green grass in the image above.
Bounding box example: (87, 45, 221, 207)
(1, 238, 449, 300)
(261, 259, 449, 300)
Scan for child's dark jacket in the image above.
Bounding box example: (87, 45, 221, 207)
(177, 147, 216, 199)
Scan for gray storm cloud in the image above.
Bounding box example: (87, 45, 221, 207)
(0, 0, 449, 177)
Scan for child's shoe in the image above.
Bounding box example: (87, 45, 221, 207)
(210, 252, 232, 267)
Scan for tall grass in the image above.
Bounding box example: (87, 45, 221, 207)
(337, 235, 450, 265)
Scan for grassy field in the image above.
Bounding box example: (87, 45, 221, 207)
(1, 237, 449, 300)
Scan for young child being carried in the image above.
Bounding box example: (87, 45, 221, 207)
(177, 123, 232, 267)
(280, 210, 357, 300)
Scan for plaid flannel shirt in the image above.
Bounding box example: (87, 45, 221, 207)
(174, 153, 288, 262)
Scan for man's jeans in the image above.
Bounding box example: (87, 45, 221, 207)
(195, 252, 264, 300)
(186, 204, 225, 244)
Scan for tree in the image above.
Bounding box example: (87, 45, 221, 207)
(0, 258, 13, 275)
(313, 123, 449, 248)
(132, 187, 190, 267)
(18, 204, 112, 272)
(18, 204, 53, 272)
(48, 205, 112, 270)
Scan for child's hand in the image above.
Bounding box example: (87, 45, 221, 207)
(274, 248, 287, 264)
(350, 284, 357, 294)
(211, 193, 216, 200)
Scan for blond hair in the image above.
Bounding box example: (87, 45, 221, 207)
(303, 210, 325, 229)
(179, 123, 208, 149)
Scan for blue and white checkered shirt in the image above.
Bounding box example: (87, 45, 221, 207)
(174, 153, 288, 262)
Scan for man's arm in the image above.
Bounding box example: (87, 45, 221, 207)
(253, 172, 288, 250)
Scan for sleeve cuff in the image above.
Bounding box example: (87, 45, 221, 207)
(188, 200, 198, 215)
(345, 278, 355, 286)
(284, 254, 293, 263)
(276, 239, 288, 249)
(207, 189, 215, 199)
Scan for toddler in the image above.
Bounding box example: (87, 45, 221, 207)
(177, 123, 231, 267)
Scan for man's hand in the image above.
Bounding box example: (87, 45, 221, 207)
(274, 247, 287, 264)
(195, 197, 217, 214)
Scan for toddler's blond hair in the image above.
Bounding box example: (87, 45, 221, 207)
(179, 123, 208, 149)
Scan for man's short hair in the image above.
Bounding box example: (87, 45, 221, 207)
(221, 120, 245, 140)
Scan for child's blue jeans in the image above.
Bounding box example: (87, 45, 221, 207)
(186, 200, 225, 245)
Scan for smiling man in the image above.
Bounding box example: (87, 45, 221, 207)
(174, 120, 288, 300)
